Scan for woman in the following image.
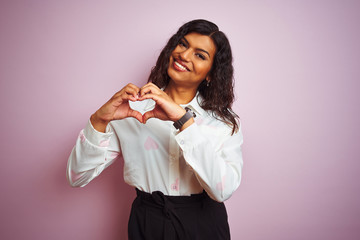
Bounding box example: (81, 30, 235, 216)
(67, 19, 243, 240)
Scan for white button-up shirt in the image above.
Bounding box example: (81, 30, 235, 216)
(67, 94, 244, 202)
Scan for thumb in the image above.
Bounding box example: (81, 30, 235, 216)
(128, 109, 144, 123)
(142, 110, 156, 124)
(143, 109, 169, 123)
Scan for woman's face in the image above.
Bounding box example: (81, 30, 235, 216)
(167, 32, 216, 88)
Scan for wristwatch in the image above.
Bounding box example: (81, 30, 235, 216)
(173, 107, 196, 130)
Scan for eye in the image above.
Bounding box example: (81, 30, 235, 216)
(195, 53, 206, 60)
(178, 40, 187, 48)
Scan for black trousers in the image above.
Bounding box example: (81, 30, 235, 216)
(128, 189, 230, 240)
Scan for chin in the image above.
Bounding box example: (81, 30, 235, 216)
(167, 66, 180, 82)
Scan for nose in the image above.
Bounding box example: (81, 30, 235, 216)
(179, 48, 192, 62)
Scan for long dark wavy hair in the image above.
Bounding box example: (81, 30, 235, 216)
(148, 19, 239, 134)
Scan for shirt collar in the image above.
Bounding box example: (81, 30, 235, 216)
(143, 91, 206, 116)
(180, 92, 205, 116)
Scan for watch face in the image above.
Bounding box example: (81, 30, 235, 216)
(185, 107, 196, 118)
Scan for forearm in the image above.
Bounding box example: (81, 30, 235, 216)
(90, 113, 110, 133)
(176, 124, 243, 202)
(66, 121, 120, 187)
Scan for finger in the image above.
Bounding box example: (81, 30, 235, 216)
(143, 108, 168, 123)
(142, 110, 155, 124)
(112, 92, 137, 106)
(114, 84, 140, 99)
(126, 83, 141, 90)
(116, 86, 141, 103)
(126, 83, 141, 94)
(122, 93, 139, 102)
(138, 93, 161, 102)
(139, 84, 161, 97)
(140, 82, 156, 88)
(128, 109, 144, 123)
(124, 85, 141, 99)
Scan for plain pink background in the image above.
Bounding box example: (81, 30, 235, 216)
(1, 0, 359, 239)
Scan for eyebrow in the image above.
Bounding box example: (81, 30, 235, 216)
(182, 37, 211, 58)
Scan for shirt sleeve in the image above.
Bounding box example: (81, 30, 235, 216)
(175, 122, 244, 202)
(66, 120, 121, 187)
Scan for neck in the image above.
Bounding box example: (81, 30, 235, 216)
(165, 82, 198, 104)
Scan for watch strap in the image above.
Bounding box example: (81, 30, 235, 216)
(173, 107, 196, 130)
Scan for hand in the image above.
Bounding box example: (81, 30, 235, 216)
(91, 83, 143, 132)
(138, 83, 186, 123)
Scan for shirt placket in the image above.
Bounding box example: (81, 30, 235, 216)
(168, 129, 180, 195)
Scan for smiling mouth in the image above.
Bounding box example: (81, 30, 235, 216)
(173, 59, 190, 72)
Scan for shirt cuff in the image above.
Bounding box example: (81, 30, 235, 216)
(83, 119, 113, 147)
(174, 123, 204, 152)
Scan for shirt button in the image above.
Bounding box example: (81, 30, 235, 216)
(180, 140, 185, 145)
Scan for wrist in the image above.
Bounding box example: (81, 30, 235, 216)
(179, 117, 194, 131)
(90, 113, 110, 133)
(175, 108, 187, 121)
(173, 107, 196, 130)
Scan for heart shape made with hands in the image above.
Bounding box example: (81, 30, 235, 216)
(128, 99, 156, 115)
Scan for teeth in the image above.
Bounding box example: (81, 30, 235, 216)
(175, 61, 187, 71)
